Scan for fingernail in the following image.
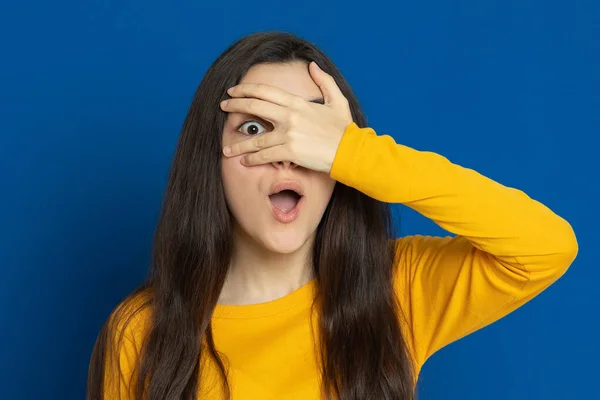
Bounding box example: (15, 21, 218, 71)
(220, 100, 228, 107)
(227, 86, 235, 95)
(223, 146, 231, 155)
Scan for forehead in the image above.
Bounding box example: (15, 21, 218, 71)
(240, 62, 322, 100)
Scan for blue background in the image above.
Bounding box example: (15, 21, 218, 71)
(1, 0, 598, 399)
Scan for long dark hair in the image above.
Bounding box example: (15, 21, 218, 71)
(87, 31, 416, 400)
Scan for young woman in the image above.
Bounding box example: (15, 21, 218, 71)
(87, 31, 578, 400)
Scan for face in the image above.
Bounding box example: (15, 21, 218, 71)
(221, 62, 336, 255)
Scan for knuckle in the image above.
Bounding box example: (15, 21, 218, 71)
(254, 136, 265, 148)
(247, 99, 257, 113)
(254, 83, 266, 95)
(285, 127, 295, 138)
(259, 149, 270, 161)
(283, 129, 295, 144)
(288, 110, 300, 125)
(291, 97, 304, 109)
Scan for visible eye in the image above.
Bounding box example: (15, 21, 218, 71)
(237, 120, 267, 136)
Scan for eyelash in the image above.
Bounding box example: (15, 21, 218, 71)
(237, 120, 267, 136)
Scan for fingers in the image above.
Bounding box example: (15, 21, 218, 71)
(225, 69, 349, 114)
(241, 144, 288, 166)
(220, 98, 286, 123)
(223, 130, 285, 158)
(308, 61, 348, 110)
(226, 83, 297, 107)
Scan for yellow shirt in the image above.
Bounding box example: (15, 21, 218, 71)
(103, 123, 578, 399)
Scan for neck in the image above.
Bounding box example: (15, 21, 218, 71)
(218, 225, 316, 306)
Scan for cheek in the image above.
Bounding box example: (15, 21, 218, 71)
(222, 154, 244, 175)
(311, 174, 336, 206)
(221, 156, 247, 198)
(221, 156, 266, 212)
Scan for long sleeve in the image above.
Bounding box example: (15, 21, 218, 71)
(329, 122, 578, 371)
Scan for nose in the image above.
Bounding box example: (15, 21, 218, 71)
(272, 160, 298, 169)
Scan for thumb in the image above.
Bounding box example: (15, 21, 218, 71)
(309, 61, 347, 109)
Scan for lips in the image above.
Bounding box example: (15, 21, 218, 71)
(268, 180, 305, 197)
(267, 180, 305, 223)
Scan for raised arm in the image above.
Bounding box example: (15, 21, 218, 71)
(330, 123, 578, 370)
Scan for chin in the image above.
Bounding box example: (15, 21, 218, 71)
(260, 231, 308, 254)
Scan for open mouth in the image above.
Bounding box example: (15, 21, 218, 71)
(268, 189, 303, 213)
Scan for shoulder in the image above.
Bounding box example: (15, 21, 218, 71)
(107, 287, 154, 348)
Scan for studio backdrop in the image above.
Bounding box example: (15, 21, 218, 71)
(1, 0, 597, 399)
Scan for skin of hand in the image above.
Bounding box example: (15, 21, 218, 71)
(220, 61, 354, 174)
